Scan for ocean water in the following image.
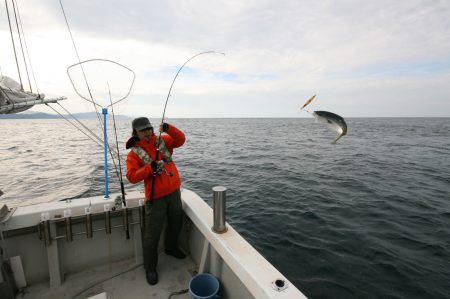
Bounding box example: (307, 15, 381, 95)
(1, 117, 449, 298)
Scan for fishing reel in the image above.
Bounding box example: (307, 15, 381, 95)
(152, 160, 174, 177)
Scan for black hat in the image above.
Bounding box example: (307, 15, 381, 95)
(132, 117, 153, 131)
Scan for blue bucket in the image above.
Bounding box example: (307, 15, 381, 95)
(189, 273, 220, 299)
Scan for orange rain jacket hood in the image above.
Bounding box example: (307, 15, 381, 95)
(126, 124, 185, 201)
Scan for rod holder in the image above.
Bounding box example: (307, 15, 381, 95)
(40, 212, 52, 246)
(104, 204, 111, 235)
(64, 217, 73, 242)
(85, 207, 93, 239)
(37, 222, 44, 240)
(212, 186, 227, 234)
(122, 203, 130, 239)
(43, 220, 51, 246)
(64, 209, 73, 242)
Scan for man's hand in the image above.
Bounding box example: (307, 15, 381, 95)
(159, 123, 169, 133)
(150, 161, 158, 173)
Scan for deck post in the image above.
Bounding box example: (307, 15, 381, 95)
(212, 186, 227, 233)
(46, 222, 62, 288)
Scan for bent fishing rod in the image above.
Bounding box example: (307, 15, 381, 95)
(148, 51, 224, 203)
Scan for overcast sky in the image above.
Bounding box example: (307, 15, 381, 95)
(1, 0, 449, 117)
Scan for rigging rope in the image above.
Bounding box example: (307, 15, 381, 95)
(45, 103, 103, 148)
(1, 85, 16, 110)
(57, 0, 122, 177)
(46, 103, 124, 178)
(14, 0, 39, 94)
(58, 0, 104, 127)
(54, 102, 123, 179)
(4, 0, 23, 89)
(11, 0, 32, 92)
(55, 102, 104, 146)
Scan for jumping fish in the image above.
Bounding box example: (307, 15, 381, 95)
(312, 111, 347, 144)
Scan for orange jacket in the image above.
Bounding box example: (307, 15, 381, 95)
(126, 124, 185, 201)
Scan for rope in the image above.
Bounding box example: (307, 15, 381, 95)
(71, 263, 143, 299)
(11, 0, 32, 92)
(4, 0, 23, 89)
(14, 0, 39, 94)
(68, 261, 188, 299)
(168, 289, 189, 298)
(45, 103, 104, 148)
(58, 0, 105, 137)
(56, 102, 104, 147)
(46, 103, 123, 182)
(57, 0, 125, 180)
(54, 102, 123, 179)
(0, 85, 16, 110)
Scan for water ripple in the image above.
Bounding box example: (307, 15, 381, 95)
(1, 118, 449, 298)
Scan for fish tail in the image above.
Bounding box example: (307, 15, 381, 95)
(332, 134, 344, 144)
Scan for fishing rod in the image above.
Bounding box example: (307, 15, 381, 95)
(108, 83, 130, 239)
(148, 51, 224, 203)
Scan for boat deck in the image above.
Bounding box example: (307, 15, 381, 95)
(19, 253, 197, 299)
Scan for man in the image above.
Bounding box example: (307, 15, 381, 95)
(126, 117, 186, 285)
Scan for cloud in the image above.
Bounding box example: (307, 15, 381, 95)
(0, 0, 449, 117)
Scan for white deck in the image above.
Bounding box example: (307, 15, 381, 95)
(20, 253, 196, 299)
(2, 189, 307, 299)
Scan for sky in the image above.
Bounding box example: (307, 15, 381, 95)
(1, 0, 449, 117)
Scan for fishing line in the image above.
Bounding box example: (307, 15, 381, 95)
(149, 51, 224, 202)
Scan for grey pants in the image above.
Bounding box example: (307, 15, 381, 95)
(142, 189, 183, 271)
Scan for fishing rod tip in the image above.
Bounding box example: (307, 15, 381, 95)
(210, 51, 225, 56)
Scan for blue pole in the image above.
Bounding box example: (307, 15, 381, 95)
(102, 108, 109, 198)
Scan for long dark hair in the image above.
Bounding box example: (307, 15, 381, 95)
(125, 129, 139, 149)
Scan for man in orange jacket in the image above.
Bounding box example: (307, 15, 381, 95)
(126, 117, 186, 285)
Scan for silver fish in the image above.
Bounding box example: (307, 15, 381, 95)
(312, 111, 348, 143)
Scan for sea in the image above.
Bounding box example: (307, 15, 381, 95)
(1, 117, 449, 298)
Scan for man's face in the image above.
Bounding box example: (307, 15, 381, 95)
(136, 127, 153, 141)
